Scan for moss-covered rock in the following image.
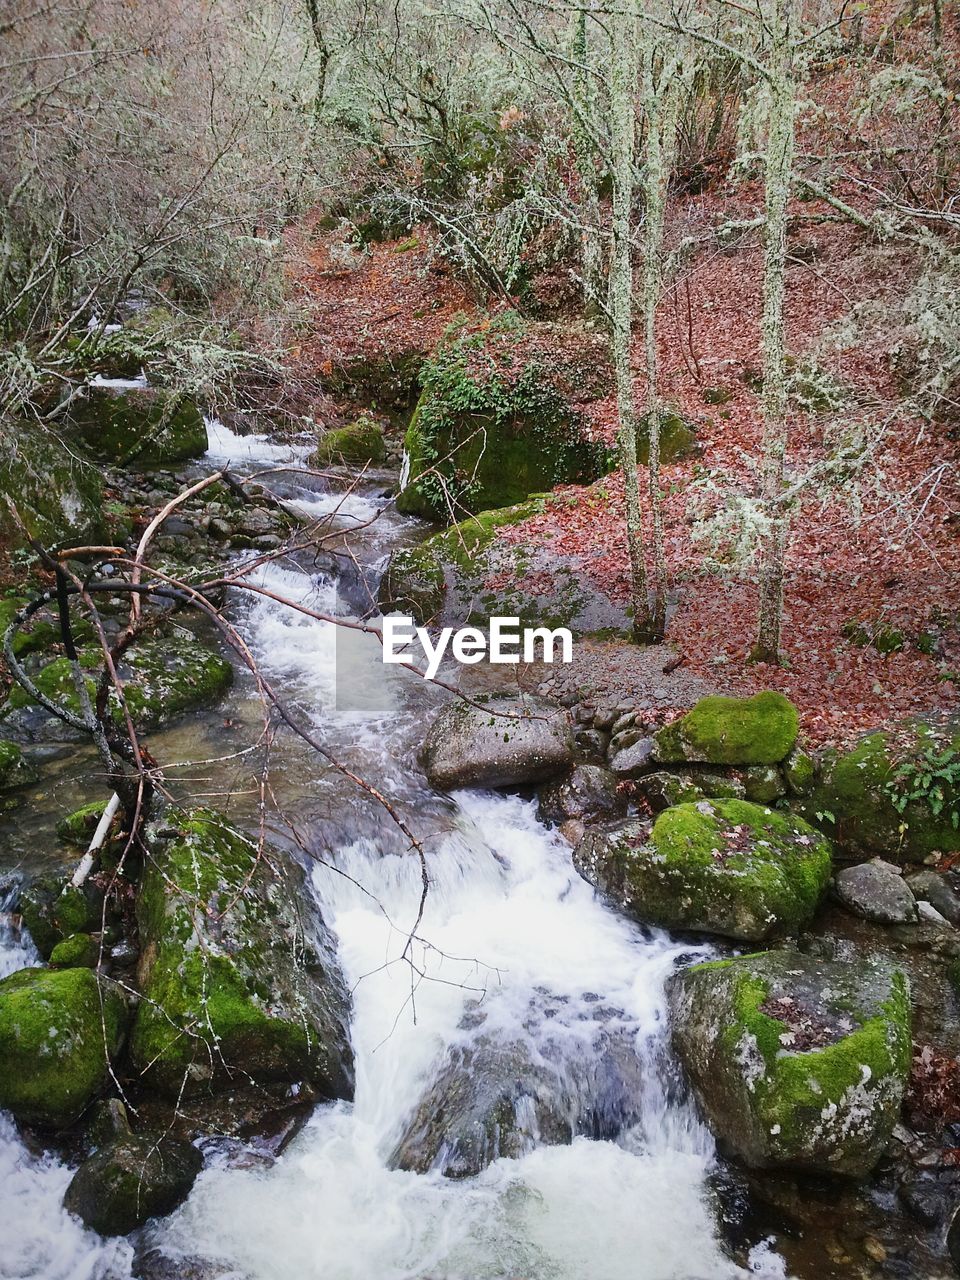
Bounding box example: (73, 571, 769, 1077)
(0, 421, 105, 550)
(0, 966, 129, 1127)
(395, 338, 614, 523)
(783, 748, 817, 796)
(49, 933, 101, 968)
(130, 809, 354, 1099)
(379, 497, 631, 636)
(634, 769, 746, 812)
(741, 765, 787, 805)
(63, 1133, 203, 1235)
(311, 416, 386, 467)
(0, 739, 36, 791)
(573, 798, 832, 941)
(322, 349, 423, 410)
(668, 951, 911, 1176)
(71, 386, 207, 467)
(2, 635, 233, 735)
(655, 692, 799, 766)
(56, 800, 111, 846)
(19, 876, 105, 959)
(798, 719, 960, 864)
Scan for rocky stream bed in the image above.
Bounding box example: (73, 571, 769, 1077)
(1, 403, 960, 1280)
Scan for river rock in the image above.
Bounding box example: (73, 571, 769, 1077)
(0, 740, 36, 792)
(835, 860, 918, 924)
(64, 1133, 203, 1235)
(0, 967, 129, 1128)
(537, 765, 623, 826)
(906, 871, 960, 927)
(668, 951, 911, 1177)
(654, 692, 798, 766)
(1, 634, 233, 738)
(130, 809, 354, 1099)
(18, 874, 106, 959)
(420, 696, 573, 791)
(608, 737, 656, 778)
(635, 769, 746, 813)
(72, 385, 207, 466)
(0, 422, 105, 549)
(311, 415, 385, 466)
(573, 799, 832, 942)
(798, 717, 960, 863)
(390, 1025, 645, 1178)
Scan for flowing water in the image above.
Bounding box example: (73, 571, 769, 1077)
(0, 422, 791, 1280)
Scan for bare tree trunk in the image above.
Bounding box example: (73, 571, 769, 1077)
(639, 38, 685, 641)
(570, 4, 604, 318)
(609, 0, 650, 641)
(753, 0, 796, 664)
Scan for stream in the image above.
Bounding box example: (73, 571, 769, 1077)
(0, 421, 790, 1280)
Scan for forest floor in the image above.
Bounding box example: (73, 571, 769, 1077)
(288, 196, 960, 750)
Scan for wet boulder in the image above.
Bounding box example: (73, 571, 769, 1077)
(834, 860, 918, 925)
(0, 967, 129, 1128)
(654, 692, 798, 767)
(390, 1025, 645, 1178)
(0, 422, 105, 550)
(311, 415, 385, 467)
(0, 740, 36, 793)
(18, 874, 105, 959)
(537, 765, 623, 826)
(668, 951, 911, 1177)
(421, 696, 574, 791)
(72, 385, 207, 466)
(573, 799, 832, 942)
(798, 718, 960, 864)
(130, 809, 354, 1100)
(64, 1133, 203, 1235)
(1, 634, 233, 738)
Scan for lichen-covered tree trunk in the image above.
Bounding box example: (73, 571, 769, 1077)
(753, 0, 797, 664)
(639, 38, 686, 640)
(609, 0, 650, 641)
(570, 4, 604, 318)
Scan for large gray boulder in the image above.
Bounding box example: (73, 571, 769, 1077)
(668, 951, 911, 1177)
(573, 799, 832, 942)
(834, 860, 918, 924)
(420, 696, 573, 791)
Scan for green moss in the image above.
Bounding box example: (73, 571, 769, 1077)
(578, 800, 832, 941)
(18, 876, 104, 958)
(783, 748, 816, 795)
(71, 387, 207, 466)
(131, 810, 352, 1098)
(311, 416, 386, 467)
(0, 967, 127, 1127)
(0, 739, 35, 791)
(655, 691, 799, 766)
(395, 339, 614, 523)
(635, 410, 698, 464)
(379, 497, 545, 623)
(0, 422, 105, 550)
(800, 722, 960, 862)
(672, 952, 911, 1175)
(718, 963, 910, 1160)
(56, 800, 110, 845)
(3, 636, 232, 731)
(49, 933, 100, 968)
(741, 765, 787, 805)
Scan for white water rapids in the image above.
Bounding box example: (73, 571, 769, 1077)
(0, 422, 790, 1280)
